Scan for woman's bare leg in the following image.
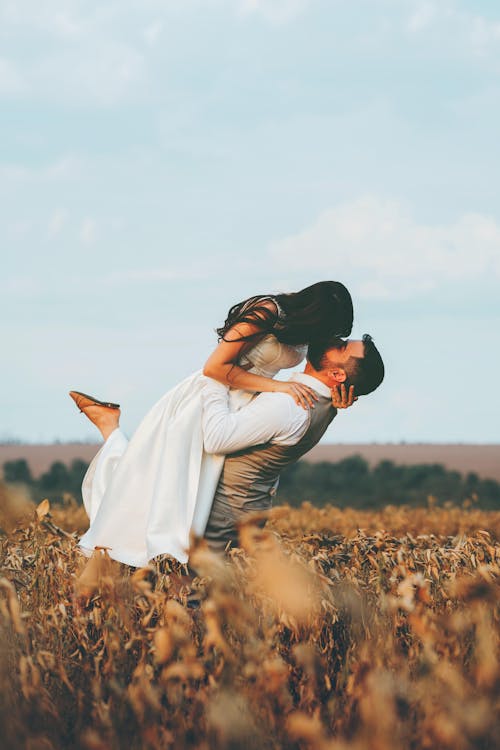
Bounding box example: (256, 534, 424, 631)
(69, 392, 121, 441)
(80, 405, 121, 441)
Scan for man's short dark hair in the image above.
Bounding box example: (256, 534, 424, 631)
(308, 334, 384, 396)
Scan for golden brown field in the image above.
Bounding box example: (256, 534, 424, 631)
(1, 486, 499, 750)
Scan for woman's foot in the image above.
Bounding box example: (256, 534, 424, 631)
(69, 391, 121, 441)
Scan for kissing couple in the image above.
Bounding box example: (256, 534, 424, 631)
(70, 281, 384, 567)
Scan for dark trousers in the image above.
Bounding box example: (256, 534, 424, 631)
(203, 491, 271, 553)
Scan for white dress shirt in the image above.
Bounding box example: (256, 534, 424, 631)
(201, 373, 333, 455)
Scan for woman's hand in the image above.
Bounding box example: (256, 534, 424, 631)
(331, 384, 357, 409)
(272, 381, 319, 410)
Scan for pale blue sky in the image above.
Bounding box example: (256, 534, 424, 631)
(1, 0, 499, 443)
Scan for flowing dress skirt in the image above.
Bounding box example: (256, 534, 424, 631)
(79, 370, 252, 566)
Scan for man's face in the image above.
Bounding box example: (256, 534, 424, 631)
(315, 338, 365, 388)
(325, 339, 365, 366)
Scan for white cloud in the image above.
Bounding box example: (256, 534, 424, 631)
(469, 14, 500, 55)
(80, 217, 97, 245)
(1, 276, 41, 296)
(102, 265, 214, 286)
(1, 0, 498, 110)
(407, 1, 436, 33)
(52, 10, 82, 37)
(0, 1, 93, 37)
(238, 0, 312, 23)
(0, 156, 80, 183)
(0, 2, 151, 106)
(48, 209, 67, 237)
(0, 57, 26, 95)
(406, 1, 500, 56)
(0, 0, 313, 31)
(33, 41, 148, 106)
(143, 20, 164, 46)
(269, 196, 500, 299)
(6, 220, 33, 239)
(105, 268, 182, 284)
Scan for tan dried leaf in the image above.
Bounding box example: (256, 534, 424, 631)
(36, 498, 50, 519)
(0, 577, 26, 635)
(154, 627, 173, 664)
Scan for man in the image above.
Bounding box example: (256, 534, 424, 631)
(200, 334, 384, 553)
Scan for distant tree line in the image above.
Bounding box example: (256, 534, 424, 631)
(3, 455, 500, 510)
(279, 456, 500, 510)
(3, 458, 89, 505)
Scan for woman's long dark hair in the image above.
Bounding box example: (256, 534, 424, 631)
(216, 281, 353, 346)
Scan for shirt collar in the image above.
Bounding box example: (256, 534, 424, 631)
(289, 372, 332, 399)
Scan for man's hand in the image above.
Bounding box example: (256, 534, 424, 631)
(272, 381, 319, 410)
(331, 384, 357, 409)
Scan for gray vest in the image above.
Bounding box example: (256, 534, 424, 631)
(203, 392, 335, 552)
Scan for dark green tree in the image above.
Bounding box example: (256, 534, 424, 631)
(3, 459, 33, 485)
(278, 457, 500, 509)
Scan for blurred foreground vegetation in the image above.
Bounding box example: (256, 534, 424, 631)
(0, 487, 499, 750)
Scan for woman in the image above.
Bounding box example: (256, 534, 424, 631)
(71, 281, 354, 567)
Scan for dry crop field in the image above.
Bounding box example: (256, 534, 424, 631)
(0, 486, 499, 750)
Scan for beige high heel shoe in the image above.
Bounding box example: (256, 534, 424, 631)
(69, 390, 120, 412)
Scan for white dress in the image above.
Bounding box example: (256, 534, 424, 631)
(79, 332, 307, 567)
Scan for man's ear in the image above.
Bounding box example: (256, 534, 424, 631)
(327, 367, 347, 384)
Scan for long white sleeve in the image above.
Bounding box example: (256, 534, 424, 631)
(201, 379, 309, 455)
